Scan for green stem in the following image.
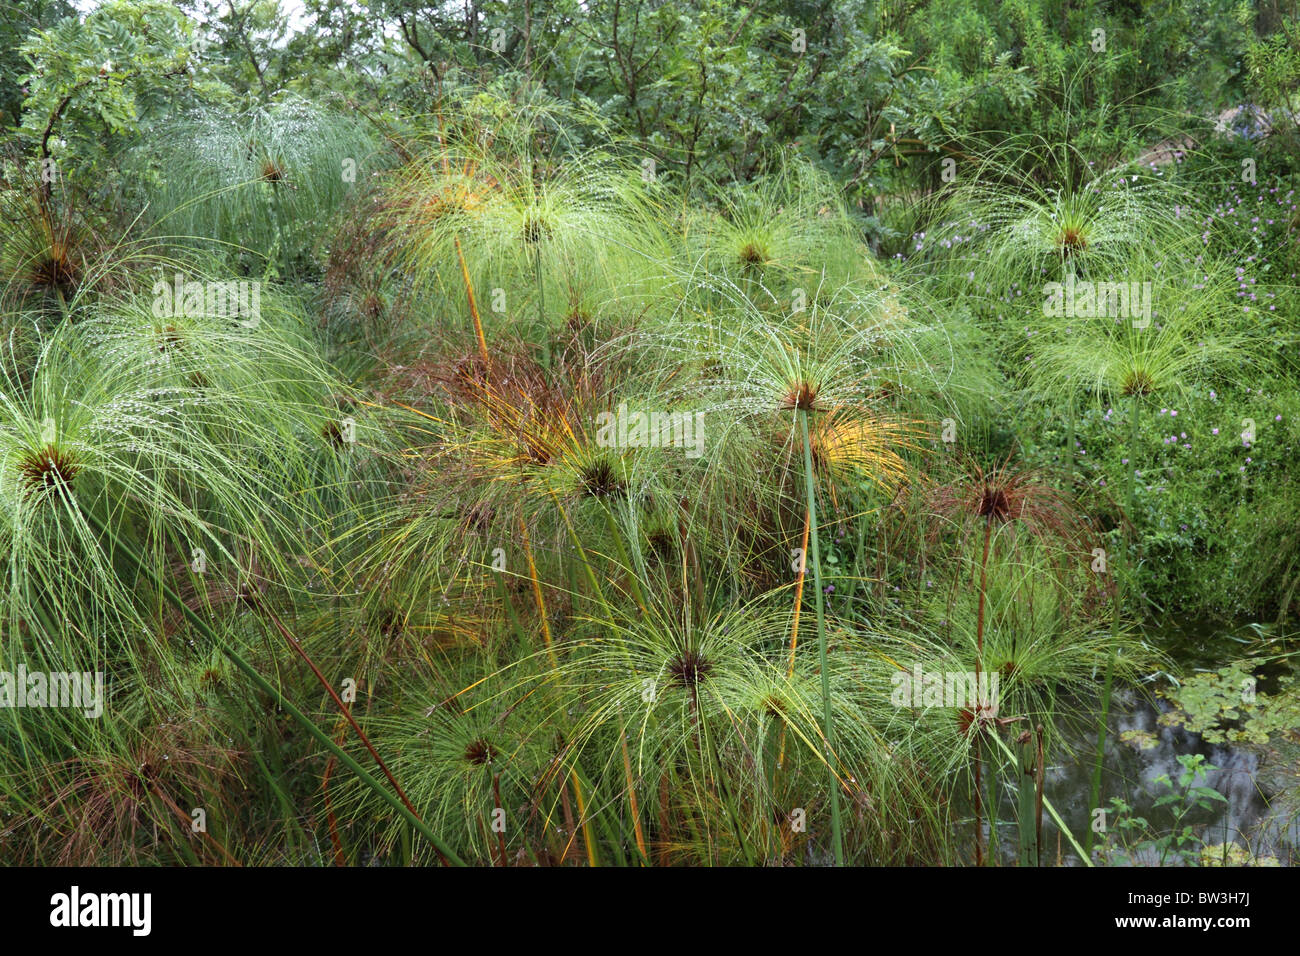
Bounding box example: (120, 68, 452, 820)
(1125, 395, 1140, 536)
(1086, 395, 1140, 854)
(1064, 390, 1076, 484)
(989, 732, 1092, 866)
(535, 244, 550, 368)
(602, 504, 647, 613)
(554, 494, 602, 601)
(1017, 733, 1038, 867)
(799, 409, 844, 866)
(985, 736, 1000, 864)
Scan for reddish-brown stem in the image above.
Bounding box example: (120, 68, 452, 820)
(973, 516, 993, 866)
(322, 717, 348, 866)
(253, 597, 449, 866)
(148, 779, 241, 867)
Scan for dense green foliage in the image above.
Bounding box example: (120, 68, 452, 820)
(0, 0, 1297, 867)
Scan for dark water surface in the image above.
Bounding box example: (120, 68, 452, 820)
(993, 618, 1299, 866)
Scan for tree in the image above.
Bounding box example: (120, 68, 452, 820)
(18, 0, 201, 186)
(0, 0, 76, 130)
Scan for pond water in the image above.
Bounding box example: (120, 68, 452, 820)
(992, 619, 1300, 866)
